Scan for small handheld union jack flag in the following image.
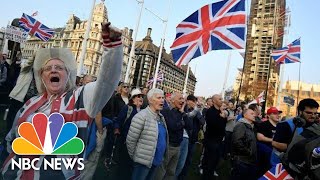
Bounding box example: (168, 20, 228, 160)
(259, 163, 293, 180)
(19, 13, 54, 42)
(170, 0, 246, 67)
(146, 71, 164, 88)
(271, 38, 300, 64)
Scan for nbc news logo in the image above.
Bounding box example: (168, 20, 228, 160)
(11, 113, 85, 170)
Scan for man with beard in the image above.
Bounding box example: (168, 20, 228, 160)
(271, 98, 319, 166)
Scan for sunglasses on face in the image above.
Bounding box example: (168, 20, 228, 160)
(123, 86, 129, 88)
(43, 65, 66, 72)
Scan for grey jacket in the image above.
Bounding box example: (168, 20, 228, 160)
(126, 106, 169, 168)
(231, 118, 257, 165)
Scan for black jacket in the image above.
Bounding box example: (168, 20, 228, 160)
(231, 119, 257, 165)
(102, 93, 126, 119)
(205, 106, 227, 142)
(186, 107, 205, 144)
(112, 94, 126, 117)
(161, 107, 192, 146)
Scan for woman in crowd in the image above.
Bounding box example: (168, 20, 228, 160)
(113, 88, 144, 179)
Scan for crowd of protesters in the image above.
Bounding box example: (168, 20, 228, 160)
(0, 26, 320, 180)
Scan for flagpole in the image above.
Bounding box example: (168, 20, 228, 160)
(153, 37, 165, 89)
(276, 64, 285, 106)
(296, 62, 301, 112)
(276, 7, 290, 107)
(222, 51, 231, 99)
(236, 0, 250, 105)
(124, 0, 144, 83)
(194, 62, 197, 76)
(183, 64, 190, 95)
(77, 0, 96, 76)
(149, 0, 171, 89)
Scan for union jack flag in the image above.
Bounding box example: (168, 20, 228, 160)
(248, 91, 265, 105)
(146, 71, 164, 87)
(170, 0, 246, 67)
(259, 163, 293, 180)
(19, 13, 54, 42)
(271, 38, 300, 64)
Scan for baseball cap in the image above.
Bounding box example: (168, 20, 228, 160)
(267, 107, 282, 115)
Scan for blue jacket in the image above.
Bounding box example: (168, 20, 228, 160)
(84, 117, 113, 159)
(161, 107, 192, 146)
(114, 105, 139, 141)
(270, 118, 303, 166)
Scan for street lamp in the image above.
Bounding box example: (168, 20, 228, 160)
(124, 0, 144, 83)
(76, 36, 83, 61)
(145, 0, 171, 89)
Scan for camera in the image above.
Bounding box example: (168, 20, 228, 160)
(293, 116, 306, 128)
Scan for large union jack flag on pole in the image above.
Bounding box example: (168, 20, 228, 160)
(271, 38, 300, 64)
(170, 0, 246, 67)
(19, 13, 54, 42)
(259, 163, 294, 180)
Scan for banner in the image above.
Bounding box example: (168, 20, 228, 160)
(5, 25, 28, 44)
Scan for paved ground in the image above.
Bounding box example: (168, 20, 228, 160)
(93, 143, 231, 180)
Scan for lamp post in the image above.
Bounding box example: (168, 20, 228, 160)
(145, 0, 171, 89)
(124, 0, 144, 83)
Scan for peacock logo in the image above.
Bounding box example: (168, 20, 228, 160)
(12, 113, 84, 155)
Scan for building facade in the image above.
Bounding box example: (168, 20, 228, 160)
(240, 0, 286, 105)
(0, 28, 5, 53)
(278, 81, 320, 116)
(133, 28, 196, 94)
(21, 2, 136, 84)
(20, 2, 196, 94)
(232, 68, 245, 100)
